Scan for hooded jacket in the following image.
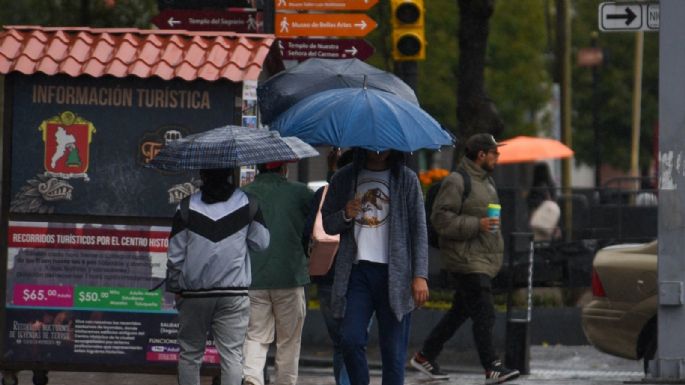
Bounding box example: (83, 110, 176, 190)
(166, 189, 270, 297)
(432, 157, 504, 277)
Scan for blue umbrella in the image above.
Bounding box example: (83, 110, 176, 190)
(269, 88, 454, 152)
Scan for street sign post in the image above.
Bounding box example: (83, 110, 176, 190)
(599, 2, 659, 32)
(278, 38, 374, 60)
(275, 0, 378, 11)
(275, 13, 376, 37)
(151, 9, 263, 32)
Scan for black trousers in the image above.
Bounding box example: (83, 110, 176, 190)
(421, 273, 497, 369)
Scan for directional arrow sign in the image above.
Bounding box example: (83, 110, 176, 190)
(276, 0, 378, 11)
(606, 6, 637, 25)
(275, 13, 377, 37)
(278, 38, 375, 61)
(151, 9, 263, 33)
(599, 2, 659, 32)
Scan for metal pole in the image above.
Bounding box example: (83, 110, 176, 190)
(263, 0, 300, 183)
(591, 32, 601, 188)
(630, 31, 644, 191)
(394, 61, 420, 172)
(655, 0, 685, 379)
(393, 61, 418, 91)
(525, 239, 534, 322)
(505, 232, 533, 375)
(557, 0, 573, 240)
(263, 0, 275, 33)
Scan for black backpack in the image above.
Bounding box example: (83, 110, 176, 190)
(425, 169, 471, 249)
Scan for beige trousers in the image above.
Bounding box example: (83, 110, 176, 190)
(242, 287, 306, 385)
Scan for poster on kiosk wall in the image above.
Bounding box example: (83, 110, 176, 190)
(2, 73, 238, 368)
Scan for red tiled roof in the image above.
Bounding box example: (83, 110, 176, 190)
(0, 26, 277, 82)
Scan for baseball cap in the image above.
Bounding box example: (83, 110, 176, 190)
(264, 161, 287, 170)
(263, 160, 298, 170)
(465, 133, 504, 154)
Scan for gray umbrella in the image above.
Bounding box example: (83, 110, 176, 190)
(257, 58, 419, 124)
(147, 126, 319, 171)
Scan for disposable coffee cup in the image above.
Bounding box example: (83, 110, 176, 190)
(487, 203, 501, 232)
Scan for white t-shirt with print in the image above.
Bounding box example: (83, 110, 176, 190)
(354, 168, 391, 264)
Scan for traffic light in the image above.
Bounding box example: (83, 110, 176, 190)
(391, 0, 425, 61)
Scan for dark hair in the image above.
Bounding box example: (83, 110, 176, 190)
(352, 148, 407, 177)
(337, 150, 354, 169)
(465, 148, 480, 161)
(464, 133, 499, 160)
(531, 163, 554, 187)
(527, 163, 555, 211)
(199, 168, 235, 203)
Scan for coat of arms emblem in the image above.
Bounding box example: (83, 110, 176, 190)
(39, 111, 96, 180)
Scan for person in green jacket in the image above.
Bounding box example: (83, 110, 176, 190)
(242, 161, 314, 385)
(410, 134, 520, 384)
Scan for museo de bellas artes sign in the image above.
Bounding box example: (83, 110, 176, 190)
(275, 0, 379, 11)
(278, 38, 374, 61)
(151, 9, 263, 33)
(275, 13, 376, 37)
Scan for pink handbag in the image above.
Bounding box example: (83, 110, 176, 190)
(308, 185, 340, 276)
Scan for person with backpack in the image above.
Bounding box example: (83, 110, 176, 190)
(166, 168, 270, 385)
(410, 134, 520, 384)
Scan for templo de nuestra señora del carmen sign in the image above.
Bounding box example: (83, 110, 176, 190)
(278, 38, 374, 60)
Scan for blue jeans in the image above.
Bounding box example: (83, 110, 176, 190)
(318, 284, 351, 385)
(340, 262, 411, 385)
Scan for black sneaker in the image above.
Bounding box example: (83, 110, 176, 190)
(485, 360, 520, 384)
(409, 352, 449, 380)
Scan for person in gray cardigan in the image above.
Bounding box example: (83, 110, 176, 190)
(321, 149, 429, 385)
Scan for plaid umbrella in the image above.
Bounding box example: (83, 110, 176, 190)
(147, 126, 319, 171)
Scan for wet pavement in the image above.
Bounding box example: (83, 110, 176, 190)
(7, 345, 647, 385)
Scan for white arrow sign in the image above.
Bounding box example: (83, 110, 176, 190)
(599, 2, 659, 32)
(344, 46, 358, 56)
(355, 20, 367, 30)
(167, 17, 181, 27)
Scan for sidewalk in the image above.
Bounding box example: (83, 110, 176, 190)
(7, 345, 645, 385)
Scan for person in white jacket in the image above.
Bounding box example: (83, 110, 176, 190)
(166, 168, 270, 385)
